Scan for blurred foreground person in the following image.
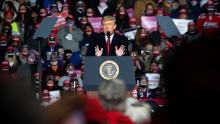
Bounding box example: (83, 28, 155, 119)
(0, 78, 41, 124)
(98, 79, 135, 124)
(164, 37, 220, 124)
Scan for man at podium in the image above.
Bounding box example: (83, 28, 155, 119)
(86, 16, 129, 56)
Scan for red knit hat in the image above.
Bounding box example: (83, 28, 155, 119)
(1, 60, 9, 71)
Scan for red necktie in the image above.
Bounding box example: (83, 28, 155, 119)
(106, 38, 110, 55)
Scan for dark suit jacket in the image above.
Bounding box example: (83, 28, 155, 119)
(86, 33, 129, 56)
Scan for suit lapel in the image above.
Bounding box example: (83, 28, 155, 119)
(101, 33, 107, 55)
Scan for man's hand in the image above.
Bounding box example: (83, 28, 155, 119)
(95, 45, 103, 56)
(115, 45, 125, 56)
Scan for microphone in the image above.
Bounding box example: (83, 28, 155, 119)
(107, 31, 111, 38)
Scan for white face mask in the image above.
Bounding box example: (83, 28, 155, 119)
(51, 61, 58, 66)
(191, 0, 198, 6)
(99, 2, 107, 8)
(9, 61, 14, 67)
(58, 4, 62, 12)
(67, 70, 74, 75)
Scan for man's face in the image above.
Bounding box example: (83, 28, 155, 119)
(102, 20, 116, 35)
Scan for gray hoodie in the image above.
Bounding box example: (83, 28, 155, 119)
(57, 25, 83, 52)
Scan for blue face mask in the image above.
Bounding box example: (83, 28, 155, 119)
(30, 0, 37, 4)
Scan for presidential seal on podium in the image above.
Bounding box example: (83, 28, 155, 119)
(99, 60, 119, 80)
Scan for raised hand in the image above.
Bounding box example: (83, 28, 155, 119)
(95, 45, 103, 56)
(115, 45, 125, 56)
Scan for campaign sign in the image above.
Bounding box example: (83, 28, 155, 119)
(49, 90, 61, 104)
(141, 16, 157, 32)
(145, 73, 160, 89)
(88, 17, 103, 33)
(124, 30, 137, 40)
(173, 19, 193, 34)
(52, 12, 68, 30)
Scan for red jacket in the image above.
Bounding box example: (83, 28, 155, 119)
(197, 13, 220, 37)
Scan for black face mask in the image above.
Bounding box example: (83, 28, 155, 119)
(140, 84, 147, 88)
(32, 17, 38, 23)
(188, 29, 197, 34)
(207, 9, 215, 13)
(4, 29, 10, 34)
(8, 54, 13, 58)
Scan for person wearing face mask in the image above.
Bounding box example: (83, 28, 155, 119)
(73, 0, 86, 22)
(77, 16, 89, 30)
(14, 4, 30, 44)
(131, 51, 145, 78)
(42, 74, 58, 91)
(49, 3, 59, 16)
(4, 46, 19, 72)
(197, 2, 220, 38)
(79, 23, 98, 51)
(42, 32, 63, 62)
(0, 35, 9, 62)
(43, 55, 64, 86)
(134, 0, 156, 23)
(39, 8, 48, 22)
(27, 50, 38, 75)
(0, 1, 18, 23)
(144, 3, 155, 16)
(115, 5, 130, 33)
(178, 8, 189, 19)
(137, 75, 149, 102)
(139, 42, 154, 72)
(18, 44, 29, 64)
(1, 24, 12, 38)
(94, 0, 114, 17)
(135, 28, 150, 52)
(189, 0, 201, 22)
(183, 22, 202, 44)
(86, 8, 95, 17)
(58, 63, 83, 91)
(57, 17, 83, 52)
(0, 24, 12, 55)
(170, 1, 180, 18)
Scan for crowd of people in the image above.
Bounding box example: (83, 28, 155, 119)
(0, 0, 220, 124)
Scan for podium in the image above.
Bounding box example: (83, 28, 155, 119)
(83, 56, 135, 91)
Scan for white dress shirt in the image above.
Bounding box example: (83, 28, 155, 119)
(105, 33, 114, 44)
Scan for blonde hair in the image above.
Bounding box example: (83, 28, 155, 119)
(102, 15, 116, 25)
